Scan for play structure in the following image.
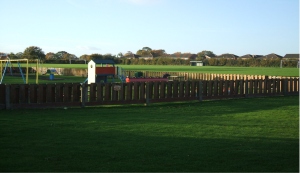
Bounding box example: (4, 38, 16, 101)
(0, 56, 40, 84)
(44, 68, 61, 75)
(125, 73, 170, 83)
(87, 59, 126, 84)
(86, 59, 172, 84)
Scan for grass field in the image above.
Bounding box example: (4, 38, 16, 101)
(1, 64, 298, 84)
(21, 63, 300, 76)
(0, 96, 298, 172)
(1, 75, 88, 84)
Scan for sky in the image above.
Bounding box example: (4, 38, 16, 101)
(0, 0, 299, 57)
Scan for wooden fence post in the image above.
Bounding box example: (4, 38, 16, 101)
(5, 85, 10, 110)
(81, 83, 86, 108)
(283, 79, 288, 96)
(145, 82, 150, 106)
(198, 81, 203, 101)
(245, 79, 248, 98)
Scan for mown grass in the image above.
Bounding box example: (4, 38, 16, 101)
(0, 96, 298, 172)
(118, 65, 299, 77)
(2, 64, 297, 84)
(20, 63, 300, 76)
(0, 74, 88, 84)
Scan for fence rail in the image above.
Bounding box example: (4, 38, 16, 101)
(0, 78, 298, 109)
(30, 68, 297, 81)
(123, 70, 298, 81)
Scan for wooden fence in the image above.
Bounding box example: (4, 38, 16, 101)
(123, 70, 293, 80)
(0, 78, 298, 109)
(31, 68, 294, 81)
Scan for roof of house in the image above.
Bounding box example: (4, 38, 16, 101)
(262, 53, 283, 59)
(169, 53, 197, 59)
(239, 54, 253, 59)
(216, 53, 239, 59)
(283, 54, 299, 59)
(139, 53, 153, 58)
(90, 59, 115, 64)
(239, 54, 264, 59)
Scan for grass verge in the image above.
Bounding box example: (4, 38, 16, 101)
(0, 96, 299, 172)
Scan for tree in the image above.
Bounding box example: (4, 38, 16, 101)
(8, 53, 18, 59)
(79, 54, 90, 61)
(103, 53, 115, 59)
(124, 51, 134, 58)
(142, 47, 152, 52)
(89, 53, 103, 60)
(67, 54, 78, 64)
(45, 52, 55, 60)
(151, 49, 166, 57)
(15, 52, 23, 59)
(55, 51, 69, 60)
(117, 52, 124, 58)
(197, 50, 216, 60)
(137, 47, 154, 57)
(22, 46, 45, 60)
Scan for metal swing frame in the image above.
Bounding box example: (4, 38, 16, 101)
(0, 58, 29, 84)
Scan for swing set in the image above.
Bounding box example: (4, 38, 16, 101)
(0, 58, 40, 84)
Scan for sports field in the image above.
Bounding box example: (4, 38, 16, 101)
(37, 64, 299, 76)
(1, 64, 298, 84)
(0, 96, 298, 172)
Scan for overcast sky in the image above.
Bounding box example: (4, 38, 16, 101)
(0, 0, 299, 57)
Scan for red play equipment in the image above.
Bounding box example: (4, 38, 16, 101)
(125, 73, 170, 83)
(125, 77, 168, 83)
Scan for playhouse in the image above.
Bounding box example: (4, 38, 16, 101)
(87, 59, 125, 84)
(87, 59, 171, 84)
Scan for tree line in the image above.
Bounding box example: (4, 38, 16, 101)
(0, 46, 297, 67)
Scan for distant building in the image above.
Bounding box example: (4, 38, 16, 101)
(124, 54, 140, 59)
(139, 53, 154, 60)
(169, 53, 197, 60)
(0, 53, 8, 60)
(283, 54, 299, 60)
(260, 53, 283, 59)
(215, 53, 239, 60)
(239, 54, 263, 59)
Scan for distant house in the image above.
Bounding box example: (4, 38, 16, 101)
(125, 54, 140, 59)
(239, 54, 263, 60)
(139, 53, 154, 60)
(283, 54, 299, 60)
(260, 53, 283, 59)
(204, 55, 215, 59)
(169, 53, 197, 60)
(215, 53, 239, 60)
(0, 53, 8, 60)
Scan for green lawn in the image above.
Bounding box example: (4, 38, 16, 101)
(0, 74, 88, 84)
(118, 65, 299, 77)
(2, 64, 298, 84)
(20, 64, 300, 76)
(0, 96, 298, 172)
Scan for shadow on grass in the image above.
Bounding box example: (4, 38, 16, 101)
(0, 129, 298, 172)
(0, 96, 298, 172)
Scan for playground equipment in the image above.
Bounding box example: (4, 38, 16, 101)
(43, 68, 61, 80)
(0, 57, 40, 84)
(125, 76, 169, 83)
(44, 68, 61, 75)
(125, 73, 170, 83)
(86, 60, 173, 84)
(1, 58, 28, 84)
(87, 59, 126, 84)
